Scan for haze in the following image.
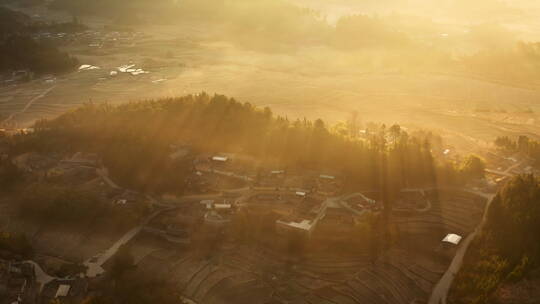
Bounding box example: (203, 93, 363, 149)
(1, 1, 540, 304)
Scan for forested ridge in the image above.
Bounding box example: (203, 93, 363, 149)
(6, 93, 483, 194)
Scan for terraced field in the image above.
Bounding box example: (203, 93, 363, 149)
(394, 190, 485, 237)
(130, 189, 488, 304)
(136, 241, 448, 304)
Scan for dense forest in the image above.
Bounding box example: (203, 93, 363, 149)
(6, 93, 483, 195)
(0, 7, 80, 74)
(449, 174, 540, 304)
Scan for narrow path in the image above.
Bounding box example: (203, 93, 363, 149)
(22, 260, 58, 292)
(1, 85, 56, 124)
(83, 208, 167, 277)
(485, 160, 524, 178)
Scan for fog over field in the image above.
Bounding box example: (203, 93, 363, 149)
(3, 1, 540, 304)
(0, 0, 539, 153)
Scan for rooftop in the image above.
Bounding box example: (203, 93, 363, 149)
(442, 233, 462, 245)
(212, 156, 229, 162)
(55, 284, 71, 298)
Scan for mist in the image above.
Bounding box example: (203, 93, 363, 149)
(1, 1, 540, 304)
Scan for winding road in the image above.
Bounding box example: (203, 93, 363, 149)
(428, 191, 494, 304)
(427, 160, 526, 304)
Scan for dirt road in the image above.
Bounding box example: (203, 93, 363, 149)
(1, 85, 56, 125)
(428, 191, 495, 304)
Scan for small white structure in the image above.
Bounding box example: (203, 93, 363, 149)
(295, 191, 307, 197)
(115, 199, 127, 205)
(212, 156, 229, 162)
(78, 64, 100, 71)
(442, 233, 462, 245)
(117, 64, 135, 73)
(319, 174, 336, 180)
(55, 284, 71, 298)
(278, 219, 312, 231)
(271, 170, 285, 175)
(200, 200, 215, 209)
(214, 203, 232, 210)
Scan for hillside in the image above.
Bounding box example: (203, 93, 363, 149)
(449, 174, 540, 304)
(6, 93, 483, 194)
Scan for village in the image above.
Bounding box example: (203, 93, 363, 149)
(0, 132, 531, 304)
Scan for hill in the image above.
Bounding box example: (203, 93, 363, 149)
(449, 174, 540, 304)
(4, 93, 483, 194)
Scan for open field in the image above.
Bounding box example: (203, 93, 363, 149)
(2, 7, 540, 154)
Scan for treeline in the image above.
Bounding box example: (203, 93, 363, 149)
(450, 174, 540, 304)
(495, 135, 540, 166)
(46, 0, 415, 49)
(48, 0, 176, 22)
(0, 231, 33, 258)
(0, 7, 80, 74)
(0, 6, 31, 38)
(462, 42, 540, 86)
(0, 35, 79, 74)
(8, 93, 482, 195)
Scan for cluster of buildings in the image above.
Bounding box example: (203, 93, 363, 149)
(32, 28, 146, 50)
(0, 259, 88, 304)
(0, 261, 35, 304)
(275, 196, 327, 237)
(337, 193, 380, 218)
(144, 198, 237, 245)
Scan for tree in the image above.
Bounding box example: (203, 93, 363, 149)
(460, 155, 486, 180)
(494, 136, 515, 150)
(518, 135, 529, 153)
(389, 124, 401, 144)
(0, 158, 23, 191)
